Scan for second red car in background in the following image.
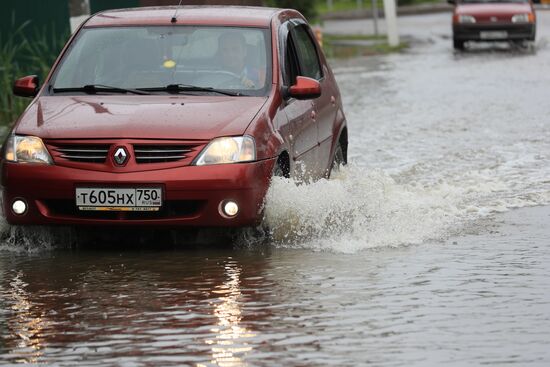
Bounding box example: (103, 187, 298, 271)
(450, 0, 536, 50)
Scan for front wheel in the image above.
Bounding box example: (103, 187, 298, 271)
(273, 162, 285, 178)
(328, 142, 345, 178)
(272, 155, 290, 179)
(512, 40, 535, 51)
(453, 39, 465, 50)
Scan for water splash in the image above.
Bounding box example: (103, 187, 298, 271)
(0, 220, 57, 253)
(262, 165, 466, 252)
(2, 160, 549, 253)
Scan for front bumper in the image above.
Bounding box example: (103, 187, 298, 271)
(453, 23, 536, 41)
(1, 158, 276, 227)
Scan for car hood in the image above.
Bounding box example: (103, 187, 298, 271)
(456, 3, 532, 16)
(15, 95, 268, 140)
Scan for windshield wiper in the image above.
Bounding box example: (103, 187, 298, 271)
(52, 84, 150, 95)
(138, 84, 244, 97)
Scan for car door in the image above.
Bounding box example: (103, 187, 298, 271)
(279, 20, 320, 179)
(290, 24, 338, 176)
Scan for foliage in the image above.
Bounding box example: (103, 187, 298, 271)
(0, 22, 29, 129)
(265, 0, 317, 20)
(0, 20, 68, 128)
(312, 0, 443, 16)
(397, 0, 417, 5)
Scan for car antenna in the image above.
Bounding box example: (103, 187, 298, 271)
(171, 0, 183, 23)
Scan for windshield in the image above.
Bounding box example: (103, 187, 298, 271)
(50, 26, 272, 96)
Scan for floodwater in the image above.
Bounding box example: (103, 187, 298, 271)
(2, 10, 550, 367)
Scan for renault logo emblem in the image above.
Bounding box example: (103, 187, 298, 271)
(490, 17, 498, 22)
(113, 147, 128, 165)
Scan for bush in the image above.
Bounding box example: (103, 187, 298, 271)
(0, 20, 68, 128)
(265, 0, 317, 20)
(0, 22, 29, 128)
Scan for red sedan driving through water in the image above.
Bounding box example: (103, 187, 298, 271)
(450, 0, 536, 50)
(1, 6, 348, 229)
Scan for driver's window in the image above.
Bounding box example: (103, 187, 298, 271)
(284, 35, 299, 87)
(290, 25, 322, 80)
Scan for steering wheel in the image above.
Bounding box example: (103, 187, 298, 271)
(209, 70, 244, 89)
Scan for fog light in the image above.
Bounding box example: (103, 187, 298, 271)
(222, 201, 239, 217)
(12, 199, 27, 215)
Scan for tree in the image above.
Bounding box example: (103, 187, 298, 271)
(265, 0, 317, 20)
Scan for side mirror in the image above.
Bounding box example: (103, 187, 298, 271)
(13, 75, 39, 98)
(288, 76, 321, 100)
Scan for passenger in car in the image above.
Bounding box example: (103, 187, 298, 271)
(218, 32, 263, 88)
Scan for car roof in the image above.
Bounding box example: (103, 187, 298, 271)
(85, 6, 282, 28)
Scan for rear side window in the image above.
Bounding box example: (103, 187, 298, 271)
(290, 25, 322, 80)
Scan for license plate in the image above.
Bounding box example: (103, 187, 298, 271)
(480, 31, 508, 40)
(76, 187, 162, 211)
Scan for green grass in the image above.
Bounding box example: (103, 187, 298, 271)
(316, 0, 382, 14)
(322, 33, 408, 58)
(0, 22, 30, 128)
(324, 33, 386, 42)
(0, 22, 68, 127)
(315, 0, 444, 16)
(367, 42, 408, 54)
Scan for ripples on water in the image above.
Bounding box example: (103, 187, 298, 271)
(1, 208, 549, 366)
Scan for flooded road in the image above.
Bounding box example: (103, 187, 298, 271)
(2, 10, 550, 366)
(1, 207, 549, 366)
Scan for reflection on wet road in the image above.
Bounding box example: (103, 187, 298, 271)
(1, 209, 550, 366)
(2, 10, 550, 367)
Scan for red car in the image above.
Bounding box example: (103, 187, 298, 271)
(450, 0, 536, 50)
(1, 6, 347, 228)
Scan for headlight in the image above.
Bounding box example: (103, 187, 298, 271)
(194, 136, 255, 166)
(512, 13, 533, 23)
(458, 15, 476, 24)
(4, 135, 53, 164)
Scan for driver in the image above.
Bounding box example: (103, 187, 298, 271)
(218, 32, 260, 88)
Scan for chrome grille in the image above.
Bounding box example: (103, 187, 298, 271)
(53, 145, 110, 163)
(133, 145, 194, 163)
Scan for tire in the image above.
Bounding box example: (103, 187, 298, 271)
(453, 39, 465, 50)
(328, 142, 345, 178)
(512, 40, 534, 51)
(273, 155, 290, 178)
(273, 162, 285, 178)
(251, 159, 287, 241)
